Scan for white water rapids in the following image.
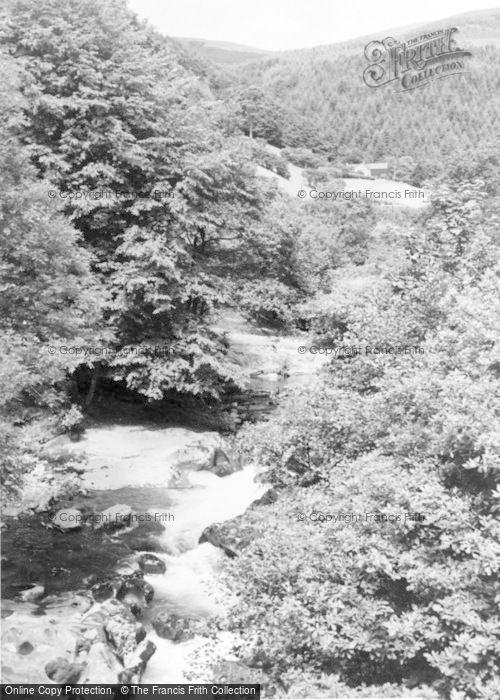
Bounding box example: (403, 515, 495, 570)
(140, 461, 266, 682)
(1, 430, 265, 683)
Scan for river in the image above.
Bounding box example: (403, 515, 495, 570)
(2, 324, 324, 683)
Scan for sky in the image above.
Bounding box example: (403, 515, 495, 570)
(127, 0, 499, 51)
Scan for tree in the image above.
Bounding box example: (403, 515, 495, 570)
(1, 0, 273, 401)
(235, 86, 284, 145)
(0, 49, 105, 494)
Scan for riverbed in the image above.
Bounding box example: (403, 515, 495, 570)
(2, 323, 325, 683)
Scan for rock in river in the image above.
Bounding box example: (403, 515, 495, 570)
(116, 573, 154, 616)
(119, 639, 156, 684)
(94, 504, 133, 532)
(45, 657, 83, 683)
(199, 516, 255, 558)
(52, 508, 83, 531)
(169, 432, 228, 471)
(152, 612, 194, 642)
(209, 447, 242, 477)
(137, 553, 166, 575)
(102, 599, 141, 661)
(90, 582, 115, 603)
(18, 584, 45, 603)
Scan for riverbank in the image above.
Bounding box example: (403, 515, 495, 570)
(1, 424, 266, 684)
(1, 319, 326, 686)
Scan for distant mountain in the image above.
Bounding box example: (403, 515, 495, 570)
(175, 37, 273, 64)
(214, 8, 500, 176)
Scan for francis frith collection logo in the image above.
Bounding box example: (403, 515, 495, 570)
(363, 27, 472, 91)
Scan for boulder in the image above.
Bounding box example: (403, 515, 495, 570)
(45, 657, 83, 683)
(94, 504, 133, 532)
(91, 598, 156, 682)
(135, 625, 147, 644)
(124, 519, 166, 552)
(17, 642, 34, 655)
(79, 641, 121, 683)
(102, 599, 138, 662)
(51, 508, 83, 531)
(137, 553, 166, 575)
(90, 582, 115, 603)
(88, 571, 154, 616)
(78, 606, 111, 652)
(119, 639, 156, 683)
(18, 584, 44, 603)
(116, 574, 154, 616)
(152, 612, 194, 642)
(209, 447, 242, 477)
(167, 468, 194, 489)
(199, 517, 255, 558)
(169, 432, 227, 471)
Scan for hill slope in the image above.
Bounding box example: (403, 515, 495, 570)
(220, 9, 500, 178)
(175, 37, 272, 64)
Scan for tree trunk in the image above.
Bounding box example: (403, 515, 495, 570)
(83, 365, 99, 409)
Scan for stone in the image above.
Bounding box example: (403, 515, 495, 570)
(43, 590, 93, 615)
(45, 657, 69, 680)
(51, 508, 83, 531)
(121, 639, 156, 680)
(102, 599, 138, 662)
(50, 508, 84, 532)
(137, 553, 166, 574)
(94, 504, 133, 532)
(167, 468, 193, 489)
(126, 533, 165, 553)
(209, 447, 242, 477)
(91, 581, 115, 603)
(123, 519, 166, 552)
(116, 575, 154, 616)
(78, 606, 109, 652)
(152, 612, 194, 642)
(17, 641, 34, 655)
(45, 657, 83, 683)
(169, 433, 227, 471)
(18, 584, 44, 602)
(94, 598, 156, 681)
(59, 662, 84, 683)
(135, 625, 147, 644)
(81, 641, 121, 683)
(199, 517, 255, 558)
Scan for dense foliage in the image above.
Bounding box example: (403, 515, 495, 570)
(221, 180, 500, 698)
(0, 48, 105, 492)
(0, 0, 314, 406)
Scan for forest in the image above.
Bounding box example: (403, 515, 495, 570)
(1, 0, 500, 697)
(219, 11, 500, 185)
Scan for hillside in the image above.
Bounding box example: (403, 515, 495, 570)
(218, 9, 500, 181)
(175, 37, 272, 64)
